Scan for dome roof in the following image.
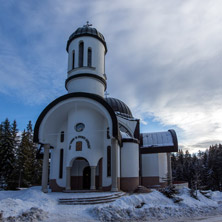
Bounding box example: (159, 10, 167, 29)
(105, 97, 133, 117)
(66, 24, 107, 53)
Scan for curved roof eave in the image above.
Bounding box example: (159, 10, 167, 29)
(168, 129, 178, 151)
(33, 92, 120, 143)
(140, 129, 178, 153)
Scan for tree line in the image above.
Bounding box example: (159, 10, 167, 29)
(172, 144, 222, 191)
(0, 118, 42, 190)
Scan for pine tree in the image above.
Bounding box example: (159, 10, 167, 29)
(0, 122, 3, 188)
(17, 121, 42, 187)
(0, 118, 17, 189)
(171, 144, 222, 191)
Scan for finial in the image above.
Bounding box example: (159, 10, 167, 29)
(84, 21, 92, 28)
(105, 91, 109, 98)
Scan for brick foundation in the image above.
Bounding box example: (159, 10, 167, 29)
(120, 177, 139, 192)
(49, 179, 65, 192)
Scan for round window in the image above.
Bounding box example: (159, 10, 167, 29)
(75, 123, 85, 132)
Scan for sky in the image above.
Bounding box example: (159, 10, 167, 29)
(0, 0, 222, 153)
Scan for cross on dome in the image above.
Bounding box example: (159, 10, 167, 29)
(105, 91, 109, 98)
(84, 21, 92, 27)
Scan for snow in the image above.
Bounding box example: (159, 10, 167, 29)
(0, 186, 222, 221)
(142, 131, 174, 148)
(120, 131, 131, 139)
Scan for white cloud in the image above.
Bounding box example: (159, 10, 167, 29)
(1, 0, 222, 151)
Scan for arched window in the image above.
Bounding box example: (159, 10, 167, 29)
(59, 149, 64, 178)
(79, 42, 84, 67)
(60, 131, 64, 143)
(72, 50, 75, 69)
(87, 48, 92, 67)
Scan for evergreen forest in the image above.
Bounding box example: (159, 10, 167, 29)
(0, 118, 42, 190)
(172, 145, 222, 191)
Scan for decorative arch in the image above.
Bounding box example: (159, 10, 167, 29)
(69, 156, 89, 168)
(34, 92, 120, 143)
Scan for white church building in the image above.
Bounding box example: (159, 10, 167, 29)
(34, 23, 178, 193)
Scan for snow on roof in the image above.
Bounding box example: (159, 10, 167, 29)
(120, 131, 132, 139)
(141, 131, 174, 148)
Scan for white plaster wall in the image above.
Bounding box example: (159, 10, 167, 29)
(121, 142, 139, 177)
(50, 123, 67, 187)
(65, 105, 105, 168)
(66, 77, 105, 97)
(158, 153, 168, 182)
(39, 109, 67, 147)
(67, 36, 105, 76)
(38, 97, 114, 188)
(38, 98, 114, 146)
(142, 154, 159, 177)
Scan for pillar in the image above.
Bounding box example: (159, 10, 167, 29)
(111, 138, 119, 191)
(167, 152, 172, 186)
(66, 167, 71, 190)
(41, 144, 50, 193)
(90, 166, 96, 190)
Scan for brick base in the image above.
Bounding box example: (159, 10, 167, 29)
(120, 177, 139, 192)
(49, 179, 65, 192)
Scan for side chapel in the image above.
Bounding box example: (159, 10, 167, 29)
(33, 23, 178, 192)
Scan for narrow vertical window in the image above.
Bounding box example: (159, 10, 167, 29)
(72, 50, 75, 69)
(87, 48, 92, 67)
(59, 149, 64, 178)
(60, 131, 64, 143)
(107, 146, 111, 176)
(79, 42, 84, 67)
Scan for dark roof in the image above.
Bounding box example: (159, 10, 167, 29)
(105, 97, 133, 118)
(66, 25, 107, 53)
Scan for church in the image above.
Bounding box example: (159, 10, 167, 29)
(33, 23, 178, 193)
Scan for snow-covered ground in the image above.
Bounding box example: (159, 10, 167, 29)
(0, 186, 222, 221)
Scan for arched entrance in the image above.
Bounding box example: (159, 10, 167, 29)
(70, 157, 103, 190)
(71, 157, 90, 190)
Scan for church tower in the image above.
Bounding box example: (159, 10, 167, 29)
(65, 22, 107, 97)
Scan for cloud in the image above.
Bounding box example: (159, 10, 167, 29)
(0, 0, 222, 151)
(90, 0, 222, 150)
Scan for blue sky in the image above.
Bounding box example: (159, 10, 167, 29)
(1, 0, 222, 152)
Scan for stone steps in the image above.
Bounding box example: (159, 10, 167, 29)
(58, 192, 126, 205)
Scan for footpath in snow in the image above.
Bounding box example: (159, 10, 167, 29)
(0, 186, 222, 221)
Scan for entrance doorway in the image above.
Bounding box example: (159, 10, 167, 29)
(83, 166, 91, 189)
(71, 157, 89, 190)
(70, 157, 103, 190)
